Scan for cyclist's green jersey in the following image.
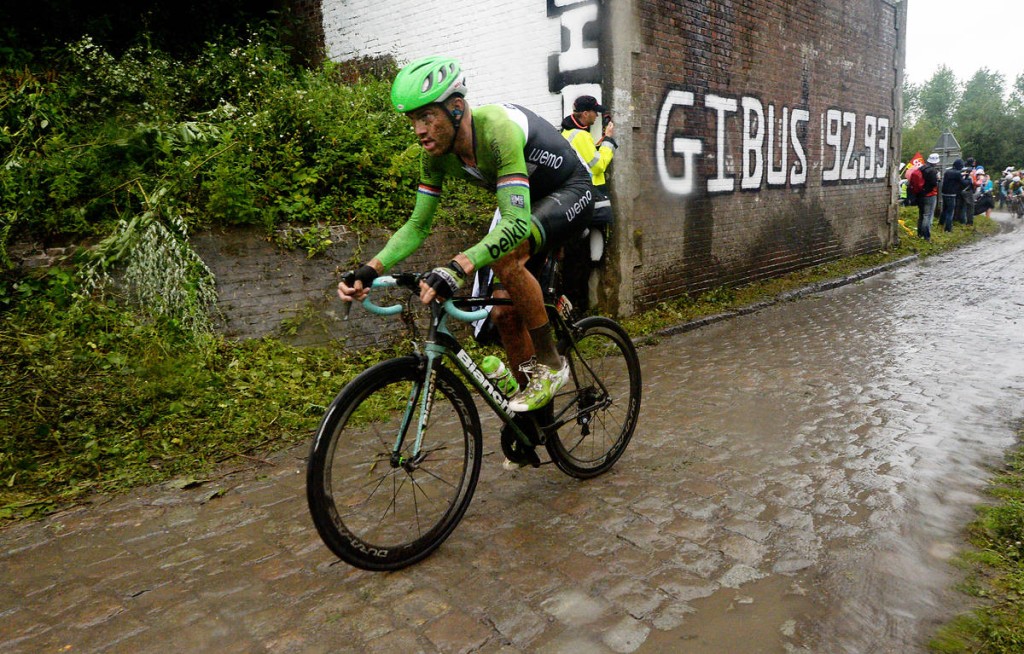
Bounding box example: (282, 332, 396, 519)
(375, 103, 588, 271)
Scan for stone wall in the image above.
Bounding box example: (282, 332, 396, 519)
(191, 225, 482, 347)
(9, 225, 483, 348)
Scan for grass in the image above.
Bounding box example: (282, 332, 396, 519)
(0, 273, 413, 523)
(930, 426, 1024, 653)
(0, 207, 1003, 526)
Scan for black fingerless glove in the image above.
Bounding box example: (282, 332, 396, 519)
(345, 264, 379, 289)
(422, 260, 467, 300)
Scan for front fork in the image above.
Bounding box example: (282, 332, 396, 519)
(389, 350, 438, 471)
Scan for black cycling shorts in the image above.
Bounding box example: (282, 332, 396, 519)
(527, 165, 595, 263)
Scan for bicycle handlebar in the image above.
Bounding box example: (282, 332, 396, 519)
(359, 275, 490, 323)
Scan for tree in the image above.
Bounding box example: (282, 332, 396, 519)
(901, 65, 1024, 172)
(954, 69, 1007, 166)
(1008, 73, 1024, 117)
(918, 66, 960, 129)
(901, 118, 941, 164)
(902, 79, 921, 128)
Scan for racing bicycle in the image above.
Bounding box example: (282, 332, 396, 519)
(1010, 193, 1024, 219)
(306, 259, 642, 571)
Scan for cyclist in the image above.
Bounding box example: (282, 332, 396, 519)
(337, 55, 595, 413)
(1011, 176, 1024, 217)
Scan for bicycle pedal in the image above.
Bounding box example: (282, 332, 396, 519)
(502, 456, 539, 471)
(500, 423, 541, 468)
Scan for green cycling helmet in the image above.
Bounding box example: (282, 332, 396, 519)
(391, 55, 467, 113)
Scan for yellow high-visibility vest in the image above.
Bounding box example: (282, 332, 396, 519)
(562, 128, 615, 187)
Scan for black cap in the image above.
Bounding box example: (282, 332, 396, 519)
(573, 95, 607, 112)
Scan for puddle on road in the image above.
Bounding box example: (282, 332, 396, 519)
(639, 573, 825, 653)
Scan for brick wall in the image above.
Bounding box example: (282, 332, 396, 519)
(612, 0, 904, 312)
(322, 0, 565, 121)
(55, 0, 899, 342)
(319, 0, 905, 318)
(284, 0, 326, 66)
(13, 1, 904, 343)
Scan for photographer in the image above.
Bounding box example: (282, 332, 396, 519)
(560, 95, 618, 309)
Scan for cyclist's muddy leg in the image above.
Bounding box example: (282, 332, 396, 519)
(491, 241, 548, 385)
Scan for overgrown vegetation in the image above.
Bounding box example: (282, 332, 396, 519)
(0, 22, 490, 268)
(0, 265, 410, 521)
(0, 20, 499, 521)
(930, 426, 1024, 653)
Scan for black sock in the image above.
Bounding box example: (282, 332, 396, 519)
(529, 323, 560, 369)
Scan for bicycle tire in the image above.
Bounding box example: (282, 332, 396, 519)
(546, 316, 642, 479)
(307, 356, 482, 571)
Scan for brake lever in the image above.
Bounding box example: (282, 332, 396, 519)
(340, 269, 356, 321)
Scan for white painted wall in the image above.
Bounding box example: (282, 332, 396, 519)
(322, 0, 600, 123)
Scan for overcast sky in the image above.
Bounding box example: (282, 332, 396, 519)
(904, 0, 1022, 89)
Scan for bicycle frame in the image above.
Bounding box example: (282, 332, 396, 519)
(361, 274, 612, 466)
(361, 276, 534, 465)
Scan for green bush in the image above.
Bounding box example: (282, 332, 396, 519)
(0, 25, 464, 267)
(0, 264, 384, 521)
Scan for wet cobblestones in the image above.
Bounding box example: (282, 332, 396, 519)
(4, 217, 1024, 653)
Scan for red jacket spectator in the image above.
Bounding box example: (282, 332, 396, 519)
(909, 156, 939, 198)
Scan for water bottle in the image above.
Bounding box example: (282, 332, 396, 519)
(555, 294, 573, 322)
(480, 355, 519, 396)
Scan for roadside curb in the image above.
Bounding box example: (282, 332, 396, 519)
(636, 254, 919, 345)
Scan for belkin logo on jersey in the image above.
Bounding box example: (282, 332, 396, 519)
(527, 148, 564, 169)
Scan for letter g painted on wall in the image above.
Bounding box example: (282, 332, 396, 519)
(656, 90, 703, 196)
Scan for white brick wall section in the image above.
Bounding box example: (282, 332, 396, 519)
(322, 0, 565, 123)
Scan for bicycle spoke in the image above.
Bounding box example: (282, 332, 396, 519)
(546, 318, 641, 479)
(307, 357, 482, 569)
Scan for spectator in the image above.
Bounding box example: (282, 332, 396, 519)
(974, 170, 994, 219)
(999, 167, 1013, 209)
(909, 153, 940, 241)
(940, 158, 967, 232)
(560, 95, 618, 310)
(961, 158, 979, 225)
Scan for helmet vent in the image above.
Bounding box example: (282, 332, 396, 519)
(391, 56, 465, 114)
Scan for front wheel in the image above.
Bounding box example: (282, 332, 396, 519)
(306, 356, 482, 571)
(547, 317, 642, 478)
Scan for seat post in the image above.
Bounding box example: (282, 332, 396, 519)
(538, 249, 562, 302)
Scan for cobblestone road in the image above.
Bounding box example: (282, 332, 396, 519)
(4, 216, 1024, 653)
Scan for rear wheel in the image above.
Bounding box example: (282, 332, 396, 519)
(307, 357, 482, 571)
(547, 317, 642, 478)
